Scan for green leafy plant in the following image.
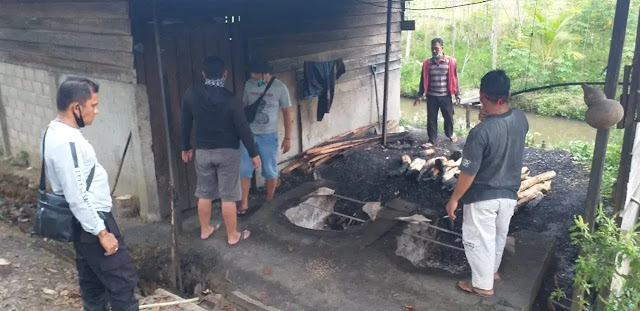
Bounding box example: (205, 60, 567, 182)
(555, 129, 623, 202)
(568, 209, 640, 310)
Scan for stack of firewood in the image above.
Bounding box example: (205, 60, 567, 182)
(282, 125, 407, 174)
(390, 153, 557, 210)
(517, 169, 556, 210)
(389, 151, 462, 191)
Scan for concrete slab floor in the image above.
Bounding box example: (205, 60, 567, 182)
(120, 181, 556, 311)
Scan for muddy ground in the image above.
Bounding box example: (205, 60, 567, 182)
(0, 221, 84, 311)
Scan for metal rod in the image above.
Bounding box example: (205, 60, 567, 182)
(299, 202, 367, 223)
(330, 193, 368, 205)
(370, 66, 381, 129)
(153, 0, 183, 293)
(404, 233, 465, 252)
(140, 297, 200, 309)
(111, 131, 132, 196)
(381, 0, 392, 145)
(423, 222, 462, 237)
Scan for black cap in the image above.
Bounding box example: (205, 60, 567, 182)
(248, 57, 271, 74)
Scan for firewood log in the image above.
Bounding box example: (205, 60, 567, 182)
(390, 155, 412, 177)
(518, 181, 552, 200)
(442, 167, 460, 190)
(443, 157, 462, 168)
(516, 191, 545, 210)
(409, 158, 427, 172)
(521, 172, 530, 180)
(425, 149, 436, 156)
(520, 171, 556, 191)
(521, 167, 530, 175)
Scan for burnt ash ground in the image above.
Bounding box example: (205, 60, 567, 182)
(276, 127, 587, 308)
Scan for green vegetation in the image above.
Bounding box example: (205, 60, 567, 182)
(401, 0, 639, 119)
(556, 129, 623, 202)
(554, 208, 640, 310)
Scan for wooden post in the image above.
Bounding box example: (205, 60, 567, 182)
(490, 0, 499, 69)
(153, 0, 183, 294)
(614, 9, 640, 217)
(584, 0, 630, 231)
(572, 1, 631, 309)
(382, 0, 392, 145)
(404, 1, 411, 62)
(451, 0, 456, 58)
(465, 105, 471, 129)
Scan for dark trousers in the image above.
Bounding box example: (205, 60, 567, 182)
(426, 95, 455, 142)
(74, 213, 139, 311)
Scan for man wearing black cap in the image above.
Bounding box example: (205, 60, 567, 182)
(238, 58, 292, 214)
(445, 70, 528, 297)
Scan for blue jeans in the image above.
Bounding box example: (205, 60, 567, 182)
(240, 133, 279, 180)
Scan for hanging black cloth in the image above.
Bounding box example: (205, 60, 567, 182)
(302, 59, 346, 121)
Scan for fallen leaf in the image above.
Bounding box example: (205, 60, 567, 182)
(263, 268, 272, 276)
(404, 306, 417, 311)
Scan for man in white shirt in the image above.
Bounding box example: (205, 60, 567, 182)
(43, 77, 139, 311)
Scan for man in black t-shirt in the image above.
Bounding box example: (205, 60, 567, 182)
(446, 70, 529, 297)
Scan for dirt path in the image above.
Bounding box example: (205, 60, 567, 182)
(0, 221, 83, 311)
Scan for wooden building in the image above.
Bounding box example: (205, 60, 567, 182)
(0, 0, 404, 219)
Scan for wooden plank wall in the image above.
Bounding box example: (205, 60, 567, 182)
(245, 0, 402, 79)
(0, 0, 135, 83)
(243, 0, 403, 154)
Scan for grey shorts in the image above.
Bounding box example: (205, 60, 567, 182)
(195, 149, 241, 202)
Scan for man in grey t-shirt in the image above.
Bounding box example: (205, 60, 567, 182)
(239, 58, 292, 214)
(446, 70, 528, 297)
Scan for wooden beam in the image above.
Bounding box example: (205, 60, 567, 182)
(0, 50, 136, 83)
(0, 16, 131, 35)
(246, 12, 403, 37)
(0, 40, 134, 68)
(0, 1, 129, 19)
(270, 40, 401, 73)
(0, 28, 133, 52)
(340, 60, 402, 83)
(255, 32, 402, 61)
(249, 22, 401, 47)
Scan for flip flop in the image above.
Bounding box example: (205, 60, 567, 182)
(228, 230, 251, 247)
(237, 207, 249, 216)
(456, 281, 493, 298)
(200, 224, 221, 240)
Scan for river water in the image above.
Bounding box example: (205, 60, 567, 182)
(400, 98, 597, 145)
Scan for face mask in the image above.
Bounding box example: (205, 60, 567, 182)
(256, 77, 266, 87)
(433, 53, 442, 59)
(74, 106, 85, 128)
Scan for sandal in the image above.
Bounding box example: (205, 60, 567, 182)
(228, 230, 251, 247)
(237, 207, 249, 216)
(456, 281, 493, 298)
(200, 224, 221, 240)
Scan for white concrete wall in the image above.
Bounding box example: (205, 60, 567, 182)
(251, 68, 401, 183)
(0, 62, 160, 221)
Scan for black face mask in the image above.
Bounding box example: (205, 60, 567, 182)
(74, 106, 85, 128)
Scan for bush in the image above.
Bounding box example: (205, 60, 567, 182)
(511, 88, 587, 120)
(566, 208, 640, 310)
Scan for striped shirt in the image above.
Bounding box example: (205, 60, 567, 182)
(427, 57, 450, 97)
